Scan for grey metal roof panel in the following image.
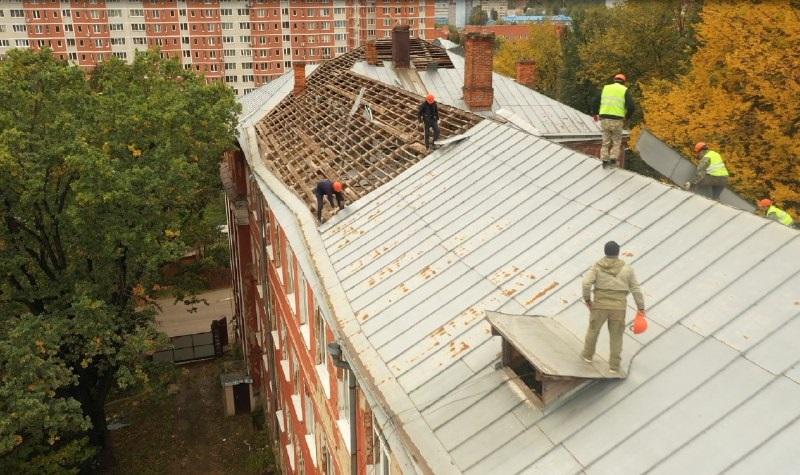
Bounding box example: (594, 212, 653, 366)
(320, 120, 800, 473)
(462, 425, 553, 474)
(586, 357, 773, 474)
(649, 377, 800, 475)
(724, 416, 800, 475)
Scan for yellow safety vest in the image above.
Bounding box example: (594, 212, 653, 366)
(767, 205, 795, 227)
(599, 83, 627, 118)
(704, 150, 729, 177)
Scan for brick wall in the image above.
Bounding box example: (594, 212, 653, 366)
(516, 60, 537, 89)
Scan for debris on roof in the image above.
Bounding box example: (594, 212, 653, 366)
(252, 39, 481, 221)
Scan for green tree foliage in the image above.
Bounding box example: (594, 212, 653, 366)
(0, 48, 239, 469)
(641, 1, 800, 214)
(1, 320, 93, 474)
(493, 23, 565, 98)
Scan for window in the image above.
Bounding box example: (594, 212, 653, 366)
(10, 10, 25, 18)
(314, 307, 328, 366)
(369, 414, 390, 475)
(110, 37, 125, 45)
(109, 24, 123, 31)
(285, 246, 295, 294)
(129, 9, 144, 17)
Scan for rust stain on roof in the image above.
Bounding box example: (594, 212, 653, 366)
(420, 265, 437, 279)
(622, 251, 634, 257)
(524, 281, 560, 306)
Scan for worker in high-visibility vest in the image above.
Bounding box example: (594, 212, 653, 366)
(684, 142, 729, 201)
(757, 199, 796, 228)
(593, 73, 634, 168)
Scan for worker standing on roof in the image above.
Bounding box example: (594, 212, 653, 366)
(757, 199, 796, 228)
(594, 73, 634, 168)
(683, 142, 729, 201)
(418, 94, 440, 150)
(313, 179, 347, 223)
(581, 241, 645, 374)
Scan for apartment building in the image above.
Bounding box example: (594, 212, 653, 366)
(0, 1, 437, 95)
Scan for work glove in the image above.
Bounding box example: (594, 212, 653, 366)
(683, 181, 692, 190)
(593, 115, 600, 123)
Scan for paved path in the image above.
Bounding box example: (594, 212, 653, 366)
(155, 287, 233, 337)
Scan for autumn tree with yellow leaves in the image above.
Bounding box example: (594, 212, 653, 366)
(493, 23, 565, 98)
(641, 1, 800, 214)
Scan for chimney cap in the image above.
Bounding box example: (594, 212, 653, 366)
(517, 59, 536, 65)
(465, 31, 495, 41)
(392, 24, 411, 32)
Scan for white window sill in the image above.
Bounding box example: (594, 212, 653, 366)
(285, 443, 295, 471)
(261, 354, 270, 373)
(266, 245, 274, 260)
(275, 410, 285, 433)
(316, 364, 331, 399)
(337, 418, 352, 454)
(256, 283, 264, 299)
(299, 324, 311, 349)
(291, 394, 303, 422)
(271, 330, 280, 351)
(305, 434, 318, 467)
(280, 360, 290, 382)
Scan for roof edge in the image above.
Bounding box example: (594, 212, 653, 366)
(239, 125, 460, 475)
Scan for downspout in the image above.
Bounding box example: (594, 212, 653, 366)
(330, 342, 358, 475)
(349, 368, 358, 475)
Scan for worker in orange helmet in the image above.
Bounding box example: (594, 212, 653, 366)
(417, 93, 440, 150)
(683, 142, 729, 201)
(756, 199, 796, 228)
(594, 73, 635, 168)
(313, 179, 347, 223)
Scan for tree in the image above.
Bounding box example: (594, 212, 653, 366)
(0, 48, 239, 468)
(1, 319, 93, 474)
(447, 25, 461, 44)
(469, 6, 489, 25)
(493, 23, 565, 98)
(640, 1, 800, 214)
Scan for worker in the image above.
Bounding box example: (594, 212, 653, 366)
(418, 93, 440, 150)
(683, 142, 729, 201)
(757, 199, 795, 227)
(581, 240, 645, 374)
(594, 73, 634, 168)
(313, 179, 346, 222)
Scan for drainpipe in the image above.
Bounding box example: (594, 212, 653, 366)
(329, 342, 358, 475)
(348, 368, 357, 475)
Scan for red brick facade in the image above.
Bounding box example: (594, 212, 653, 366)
(224, 151, 394, 474)
(516, 59, 537, 89)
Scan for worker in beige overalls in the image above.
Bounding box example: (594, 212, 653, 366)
(581, 241, 646, 373)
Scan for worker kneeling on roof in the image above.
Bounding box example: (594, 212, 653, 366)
(313, 179, 347, 223)
(581, 241, 646, 374)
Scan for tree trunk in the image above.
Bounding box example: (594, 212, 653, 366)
(68, 364, 115, 450)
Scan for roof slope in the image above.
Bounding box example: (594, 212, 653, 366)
(249, 42, 481, 217)
(351, 49, 600, 137)
(321, 120, 800, 474)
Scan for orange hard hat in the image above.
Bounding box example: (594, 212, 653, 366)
(758, 198, 773, 208)
(631, 310, 648, 334)
(333, 181, 343, 193)
(426, 94, 435, 103)
(614, 73, 626, 82)
(694, 142, 708, 153)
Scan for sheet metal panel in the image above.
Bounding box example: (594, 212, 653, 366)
(461, 425, 553, 474)
(725, 416, 800, 474)
(517, 445, 584, 475)
(744, 310, 800, 375)
(650, 377, 800, 475)
(435, 388, 526, 451)
(587, 357, 772, 475)
(562, 338, 738, 465)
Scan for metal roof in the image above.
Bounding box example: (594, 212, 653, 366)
(321, 119, 800, 474)
(350, 50, 601, 137)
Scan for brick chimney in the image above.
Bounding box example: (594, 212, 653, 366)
(366, 40, 378, 66)
(293, 61, 306, 96)
(516, 59, 537, 89)
(391, 25, 411, 69)
(463, 32, 495, 110)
